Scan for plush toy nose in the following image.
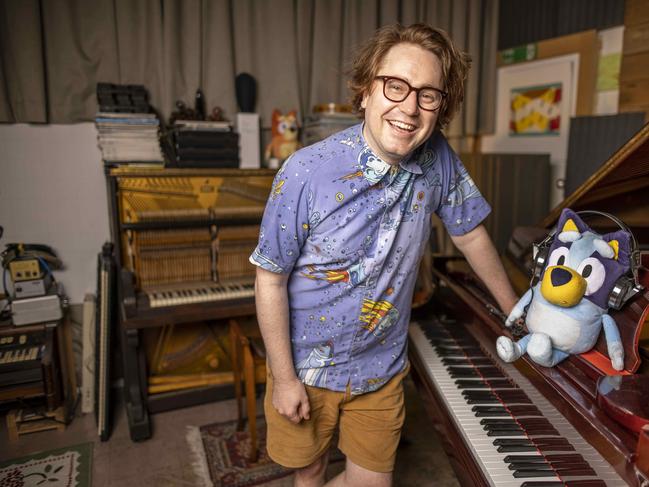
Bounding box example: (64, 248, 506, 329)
(540, 265, 587, 308)
(550, 267, 572, 287)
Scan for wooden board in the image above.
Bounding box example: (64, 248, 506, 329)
(624, 0, 649, 28)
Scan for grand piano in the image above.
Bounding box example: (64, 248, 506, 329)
(409, 123, 649, 486)
(105, 166, 275, 440)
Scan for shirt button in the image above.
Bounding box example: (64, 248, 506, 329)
(456, 219, 462, 224)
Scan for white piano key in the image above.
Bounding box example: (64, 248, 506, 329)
(409, 322, 627, 487)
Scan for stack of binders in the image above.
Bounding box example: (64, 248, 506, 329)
(172, 121, 239, 168)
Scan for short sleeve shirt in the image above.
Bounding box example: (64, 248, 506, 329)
(250, 124, 490, 395)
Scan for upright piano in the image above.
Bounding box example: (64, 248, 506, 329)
(409, 123, 649, 486)
(105, 166, 275, 440)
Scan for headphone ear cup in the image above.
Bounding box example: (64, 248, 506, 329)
(532, 244, 550, 281)
(608, 275, 636, 310)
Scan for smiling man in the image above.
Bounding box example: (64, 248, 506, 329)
(250, 24, 518, 487)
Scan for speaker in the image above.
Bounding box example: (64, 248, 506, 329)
(531, 210, 642, 310)
(235, 73, 257, 113)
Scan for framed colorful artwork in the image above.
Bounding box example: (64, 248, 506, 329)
(509, 82, 562, 136)
(482, 54, 579, 207)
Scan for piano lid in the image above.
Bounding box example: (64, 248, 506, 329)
(542, 121, 649, 231)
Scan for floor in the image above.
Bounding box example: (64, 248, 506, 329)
(0, 376, 460, 486)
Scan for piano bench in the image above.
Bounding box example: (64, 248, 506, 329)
(229, 318, 266, 463)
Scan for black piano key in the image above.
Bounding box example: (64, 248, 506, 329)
(493, 439, 534, 446)
(481, 417, 517, 424)
(463, 391, 496, 398)
(537, 444, 576, 452)
(497, 445, 538, 452)
(555, 468, 596, 477)
(473, 406, 511, 416)
(545, 454, 585, 462)
(486, 380, 517, 388)
(563, 481, 607, 487)
(443, 357, 493, 366)
(513, 470, 558, 478)
(474, 367, 507, 377)
(527, 430, 561, 437)
(510, 464, 554, 471)
(503, 455, 548, 463)
(450, 366, 483, 374)
(467, 397, 500, 404)
(487, 429, 526, 437)
(508, 405, 543, 416)
(533, 438, 572, 445)
(520, 482, 565, 487)
(484, 423, 524, 431)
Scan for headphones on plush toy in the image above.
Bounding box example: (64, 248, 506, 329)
(531, 210, 643, 310)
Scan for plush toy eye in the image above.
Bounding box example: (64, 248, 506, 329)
(547, 247, 570, 267)
(278, 121, 288, 133)
(576, 257, 606, 296)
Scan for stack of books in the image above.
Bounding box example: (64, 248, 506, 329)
(95, 83, 164, 165)
(172, 121, 239, 168)
(95, 112, 164, 164)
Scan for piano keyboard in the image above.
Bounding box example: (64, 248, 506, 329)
(145, 282, 255, 308)
(0, 346, 40, 365)
(409, 319, 627, 487)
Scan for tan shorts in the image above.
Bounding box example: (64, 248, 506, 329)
(264, 365, 408, 473)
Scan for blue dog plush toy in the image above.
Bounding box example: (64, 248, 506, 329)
(497, 209, 631, 370)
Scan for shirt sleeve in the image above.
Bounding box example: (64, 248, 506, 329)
(435, 137, 491, 236)
(249, 154, 311, 274)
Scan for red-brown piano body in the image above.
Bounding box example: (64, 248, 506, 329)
(409, 123, 649, 486)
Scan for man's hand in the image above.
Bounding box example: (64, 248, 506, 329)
(272, 377, 311, 424)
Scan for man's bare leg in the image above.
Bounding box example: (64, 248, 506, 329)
(294, 451, 330, 487)
(325, 457, 392, 487)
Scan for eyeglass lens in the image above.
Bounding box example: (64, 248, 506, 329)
(383, 77, 443, 110)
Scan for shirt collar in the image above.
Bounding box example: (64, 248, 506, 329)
(357, 123, 424, 176)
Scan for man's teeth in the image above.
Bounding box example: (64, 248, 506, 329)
(389, 120, 416, 131)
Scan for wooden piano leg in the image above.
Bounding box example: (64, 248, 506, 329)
(229, 320, 245, 431)
(243, 340, 258, 463)
(122, 328, 151, 442)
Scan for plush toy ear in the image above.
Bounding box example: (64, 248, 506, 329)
(288, 110, 297, 118)
(556, 208, 588, 243)
(608, 240, 619, 260)
(603, 230, 632, 268)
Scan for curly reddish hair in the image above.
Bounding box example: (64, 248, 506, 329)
(348, 23, 471, 129)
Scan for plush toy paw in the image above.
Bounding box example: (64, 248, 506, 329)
(608, 341, 624, 371)
(527, 333, 554, 367)
(496, 336, 521, 362)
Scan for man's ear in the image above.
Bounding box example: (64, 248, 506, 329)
(361, 92, 368, 110)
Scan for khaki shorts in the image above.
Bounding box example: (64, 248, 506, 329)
(264, 364, 409, 473)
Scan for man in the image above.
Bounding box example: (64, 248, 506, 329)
(250, 23, 517, 487)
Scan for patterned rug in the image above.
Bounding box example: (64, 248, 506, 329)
(187, 417, 343, 487)
(0, 443, 92, 487)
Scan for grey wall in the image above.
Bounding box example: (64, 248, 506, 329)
(0, 124, 110, 303)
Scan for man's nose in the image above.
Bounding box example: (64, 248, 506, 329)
(399, 90, 419, 115)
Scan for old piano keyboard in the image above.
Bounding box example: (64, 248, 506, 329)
(144, 281, 255, 308)
(410, 319, 626, 486)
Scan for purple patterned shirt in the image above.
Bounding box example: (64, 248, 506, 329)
(250, 124, 490, 395)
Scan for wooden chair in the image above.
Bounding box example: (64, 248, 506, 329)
(228, 318, 266, 462)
